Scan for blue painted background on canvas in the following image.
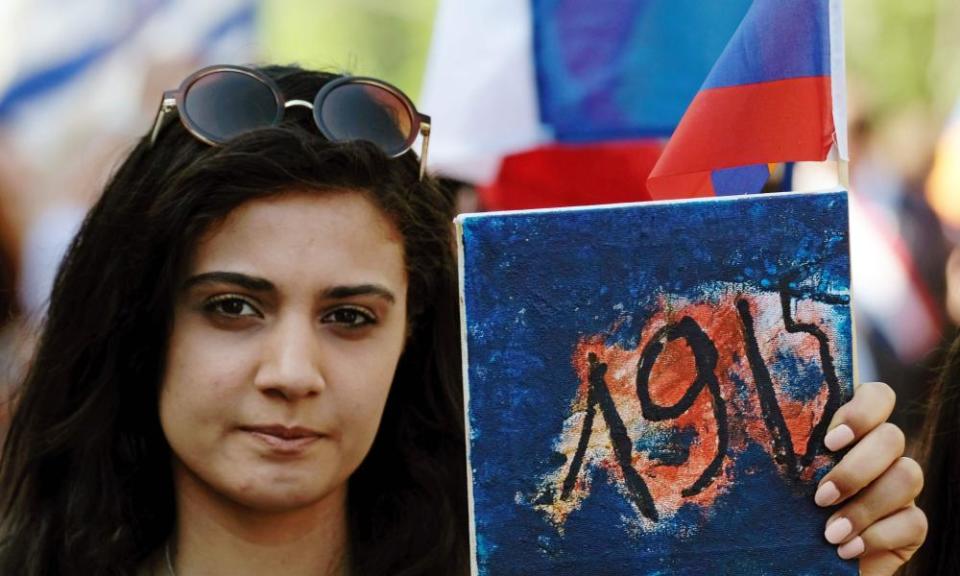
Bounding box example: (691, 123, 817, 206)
(458, 191, 857, 575)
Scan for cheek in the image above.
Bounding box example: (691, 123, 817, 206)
(335, 344, 403, 458)
(345, 377, 393, 429)
(160, 366, 239, 429)
(338, 315, 406, 403)
(159, 322, 251, 435)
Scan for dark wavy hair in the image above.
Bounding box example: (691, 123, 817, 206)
(0, 65, 468, 576)
(903, 332, 960, 576)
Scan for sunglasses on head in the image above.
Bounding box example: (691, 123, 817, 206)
(149, 65, 432, 179)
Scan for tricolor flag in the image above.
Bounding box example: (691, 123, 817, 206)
(422, 0, 754, 210)
(648, 0, 848, 199)
(422, 0, 848, 209)
(0, 0, 259, 320)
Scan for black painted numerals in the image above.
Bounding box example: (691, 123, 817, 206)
(557, 290, 844, 523)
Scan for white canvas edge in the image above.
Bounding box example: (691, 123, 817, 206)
(455, 187, 848, 223)
(844, 193, 862, 393)
(455, 219, 480, 576)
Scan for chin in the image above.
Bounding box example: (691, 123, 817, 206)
(227, 484, 346, 514)
(227, 469, 346, 514)
(234, 489, 328, 514)
(173, 452, 352, 515)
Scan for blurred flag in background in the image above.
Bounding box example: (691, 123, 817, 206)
(423, 0, 847, 209)
(0, 0, 258, 162)
(0, 0, 259, 319)
(421, 0, 755, 209)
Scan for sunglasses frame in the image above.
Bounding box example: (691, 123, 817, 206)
(149, 64, 432, 179)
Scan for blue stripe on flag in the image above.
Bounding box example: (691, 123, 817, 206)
(533, 0, 752, 142)
(0, 41, 118, 119)
(702, 0, 830, 90)
(0, 0, 173, 120)
(199, 0, 258, 51)
(711, 164, 770, 196)
(0, 0, 256, 121)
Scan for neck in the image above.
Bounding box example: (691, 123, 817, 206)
(169, 462, 350, 576)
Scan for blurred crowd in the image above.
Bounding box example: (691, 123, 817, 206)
(1, 0, 959, 452)
(844, 89, 960, 437)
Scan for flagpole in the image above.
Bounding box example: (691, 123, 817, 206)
(838, 158, 850, 189)
(830, 0, 850, 190)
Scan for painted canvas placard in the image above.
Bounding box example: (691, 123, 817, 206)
(457, 190, 856, 575)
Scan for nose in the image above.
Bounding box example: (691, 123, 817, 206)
(253, 314, 325, 401)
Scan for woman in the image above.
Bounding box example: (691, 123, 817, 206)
(0, 64, 927, 575)
(0, 65, 466, 575)
(903, 333, 959, 575)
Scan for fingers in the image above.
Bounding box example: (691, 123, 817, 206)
(823, 382, 897, 452)
(835, 505, 928, 576)
(814, 381, 927, 576)
(823, 457, 923, 545)
(815, 421, 905, 507)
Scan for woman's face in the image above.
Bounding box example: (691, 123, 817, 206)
(159, 190, 408, 514)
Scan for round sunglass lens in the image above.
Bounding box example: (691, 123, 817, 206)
(316, 83, 413, 156)
(183, 71, 279, 143)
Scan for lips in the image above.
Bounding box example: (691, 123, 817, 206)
(240, 425, 325, 454)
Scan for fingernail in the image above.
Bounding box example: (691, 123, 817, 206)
(815, 481, 840, 507)
(824, 424, 855, 451)
(824, 517, 853, 544)
(837, 536, 864, 560)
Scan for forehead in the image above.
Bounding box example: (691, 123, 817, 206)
(188, 190, 406, 286)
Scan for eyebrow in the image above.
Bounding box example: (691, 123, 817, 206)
(182, 272, 396, 303)
(182, 271, 274, 293)
(323, 284, 396, 304)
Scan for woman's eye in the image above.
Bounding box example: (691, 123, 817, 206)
(322, 307, 375, 327)
(204, 295, 261, 318)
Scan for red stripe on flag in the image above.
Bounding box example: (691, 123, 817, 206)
(478, 141, 660, 211)
(648, 76, 834, 200)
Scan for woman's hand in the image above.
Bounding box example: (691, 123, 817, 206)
(815, 381, 927, 575)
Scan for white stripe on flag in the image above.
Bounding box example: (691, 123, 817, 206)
(421, 0, 549, 184)
(1, 0, 258, 165)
